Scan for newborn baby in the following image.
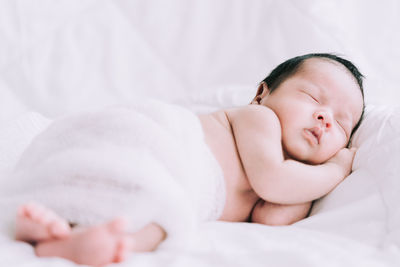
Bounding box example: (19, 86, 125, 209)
(14, 53, 364, 266)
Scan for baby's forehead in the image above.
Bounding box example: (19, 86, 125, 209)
(297, 58, 339, 73)
(296, 58, 357, 84)
(290, 60, 361, 99)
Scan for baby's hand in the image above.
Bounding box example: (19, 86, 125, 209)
(326, 147, 357, 179)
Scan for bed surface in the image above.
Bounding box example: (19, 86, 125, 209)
(1, 1, 400, 266)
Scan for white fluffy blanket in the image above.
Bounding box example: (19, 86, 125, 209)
(2, 100, 225, 248)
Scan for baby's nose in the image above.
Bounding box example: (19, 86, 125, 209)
(315, 112, 332, 129)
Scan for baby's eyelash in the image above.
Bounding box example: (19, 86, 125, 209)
(307, 93, 319, 103)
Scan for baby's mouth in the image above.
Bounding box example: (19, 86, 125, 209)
(311, 127, 322, 144)
(305, 127, 322, 145)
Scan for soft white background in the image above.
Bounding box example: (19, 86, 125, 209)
(0, 0, 399, 121)
(1, 1, 400, 267)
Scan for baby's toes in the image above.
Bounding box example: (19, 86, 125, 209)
(16, 202, 71, 240)
(17, 203, 34, 218)
(22, 202, 47, 222)
(41, 210, 71, 238)
(48, 220, 71, 238)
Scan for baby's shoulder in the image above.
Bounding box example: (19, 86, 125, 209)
(225, 105, 280, 128)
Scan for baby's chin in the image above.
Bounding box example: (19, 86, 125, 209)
(302, 157, 327, 165)
(284, 149, 328, 165)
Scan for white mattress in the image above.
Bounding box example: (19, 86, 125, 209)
(1, 0, 400, 266)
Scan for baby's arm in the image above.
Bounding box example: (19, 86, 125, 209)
(227, 105, 355, 204)
(251, 200, 312, 225)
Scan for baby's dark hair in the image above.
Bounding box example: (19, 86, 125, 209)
(260, 53, 365, 138)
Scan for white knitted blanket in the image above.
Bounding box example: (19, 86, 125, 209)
(3, 100, 225, 248)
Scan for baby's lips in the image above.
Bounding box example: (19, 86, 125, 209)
(309, 126, 322, 144)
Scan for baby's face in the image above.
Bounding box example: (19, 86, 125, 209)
(259, 58, 364, 164)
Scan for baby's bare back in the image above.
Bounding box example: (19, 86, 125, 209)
(198, 109, 260, 222)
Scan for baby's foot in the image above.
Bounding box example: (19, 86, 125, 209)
(128, 222, 166, 252)
(15, 202, 71, 243)
(35, 218, 130, 266)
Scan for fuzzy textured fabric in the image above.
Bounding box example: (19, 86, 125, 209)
(4, 100, 225, 248)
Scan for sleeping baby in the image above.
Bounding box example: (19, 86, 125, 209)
(11, 53, 365, 266)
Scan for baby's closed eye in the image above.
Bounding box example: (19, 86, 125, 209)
(300, 90, 319, 104)
(307, 93, 319, 103)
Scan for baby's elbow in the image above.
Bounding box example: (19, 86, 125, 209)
(252, 181, 286, 204)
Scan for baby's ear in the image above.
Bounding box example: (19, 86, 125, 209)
(251, 82, 270, 104)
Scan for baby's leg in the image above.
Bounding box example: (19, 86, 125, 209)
(35, 220, 166, 266)
(251, 200, 312, 226)
(35, 218, 131, 266)
(15, 202, 167, 266)
(15, 202, 71, 243)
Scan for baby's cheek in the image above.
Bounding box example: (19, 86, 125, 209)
(323, 146, 340, 162)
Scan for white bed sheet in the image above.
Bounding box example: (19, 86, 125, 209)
(0, 221, 398, 267)
(1, 0, 400, 266)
